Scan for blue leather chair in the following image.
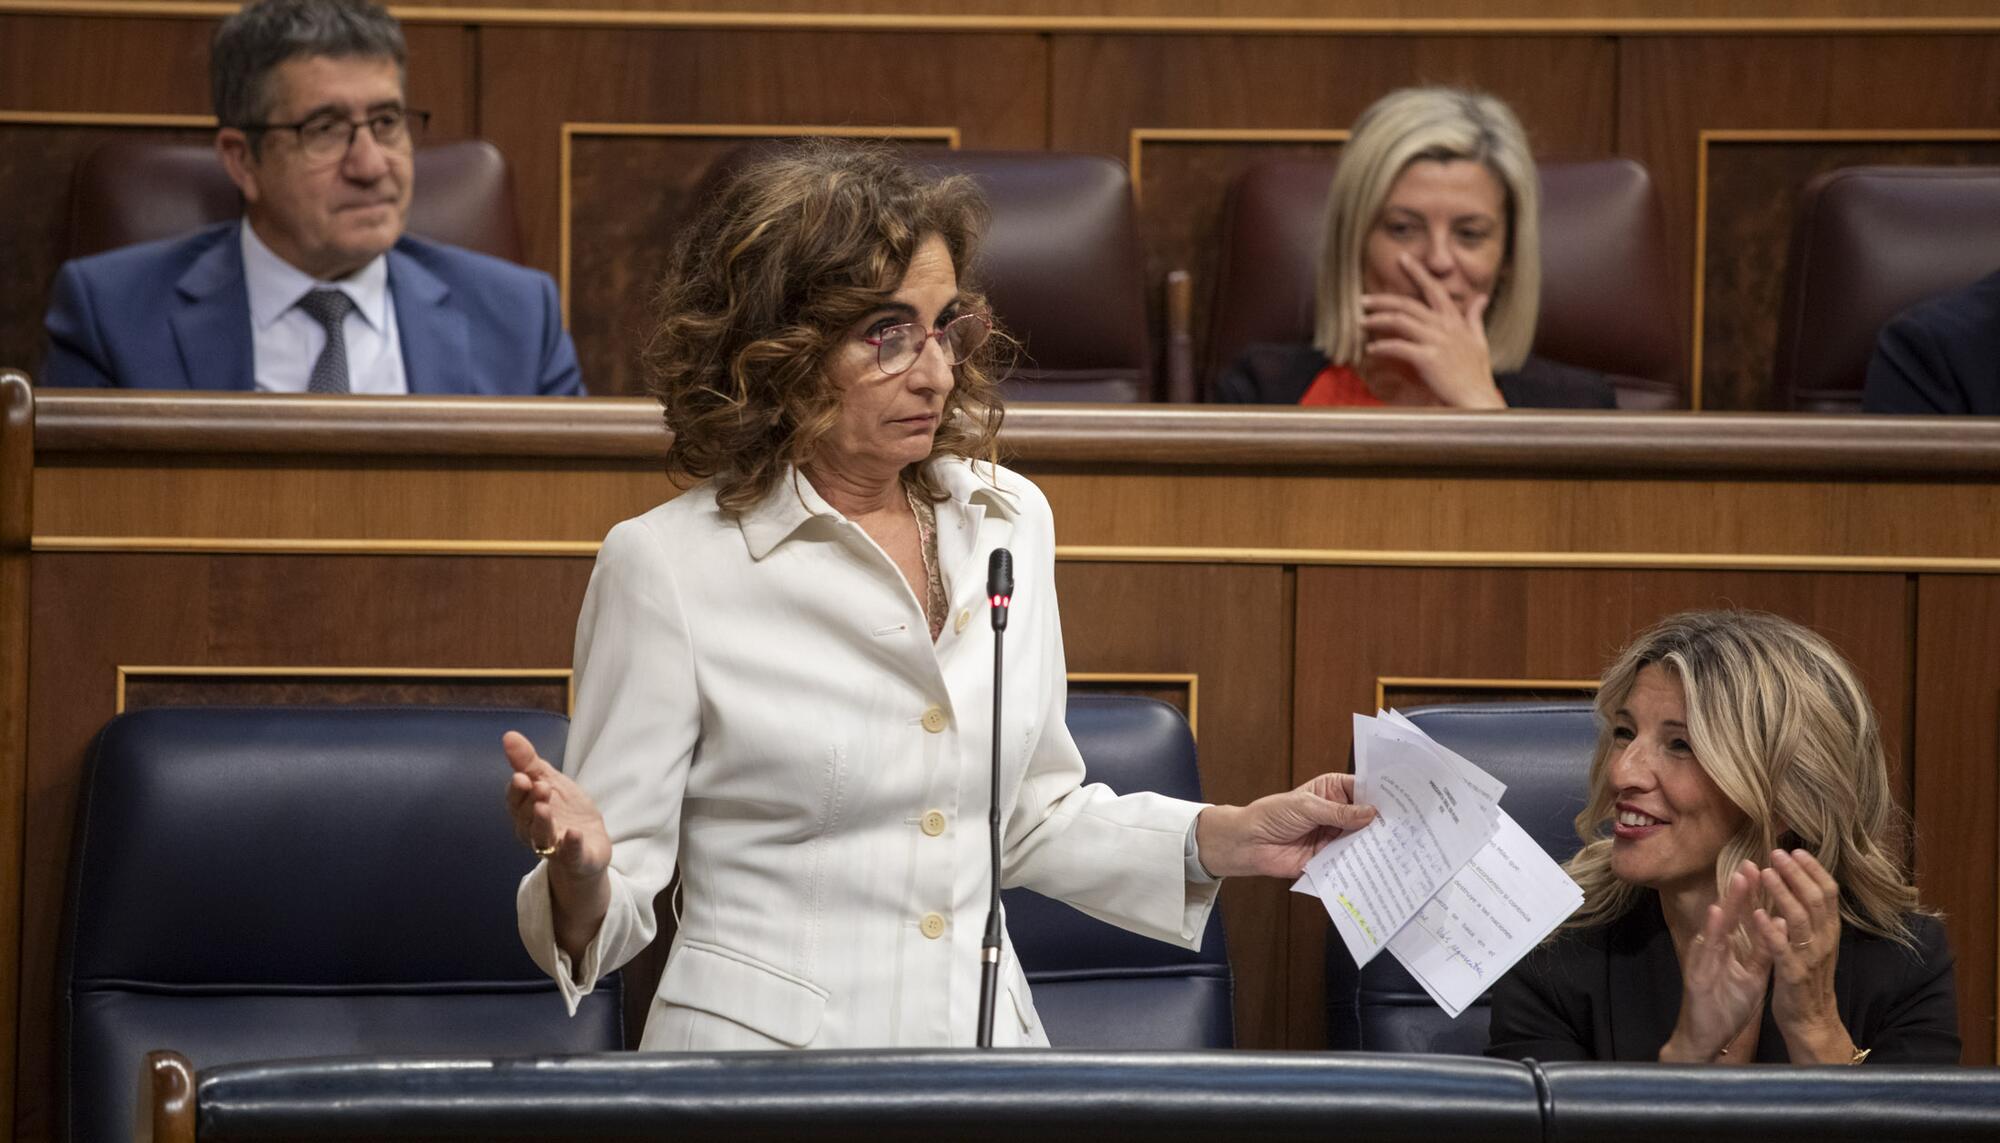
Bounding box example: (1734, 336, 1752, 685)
(1324, 701, 1597, 1054)
(59, 706, 623, 1143)
(1008, 694, 1233, 1048)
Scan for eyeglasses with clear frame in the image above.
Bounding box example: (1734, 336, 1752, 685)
(242, 107, 430, 165)
(862, 312, 992, 377)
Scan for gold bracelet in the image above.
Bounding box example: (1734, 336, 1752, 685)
(1849, 1046, 1872, 1065)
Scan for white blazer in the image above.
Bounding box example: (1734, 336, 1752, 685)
(518, 458, 1220, 1049)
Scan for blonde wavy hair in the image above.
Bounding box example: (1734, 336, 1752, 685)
(1315, 86, 1541, 372)
(644, 140, 1007, 513)
(1565, 610, 1926, 944)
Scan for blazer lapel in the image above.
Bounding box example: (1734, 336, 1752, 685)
(169, 227, 255, 391)
(389, 245, 473, 395)
(1607, 895, 1683, 1060)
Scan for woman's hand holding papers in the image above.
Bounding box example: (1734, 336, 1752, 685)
(1194, 772, 1377, 879)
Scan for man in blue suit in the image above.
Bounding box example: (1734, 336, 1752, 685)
(41, 0, 583, 396)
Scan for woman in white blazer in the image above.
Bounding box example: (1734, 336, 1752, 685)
(504, 141, 1376, 1050)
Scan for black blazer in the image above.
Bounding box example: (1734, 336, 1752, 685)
(1862, 269, 2000, 414)
(1212, 343, 1618, 408)
(1486, 893, 1960, 1064)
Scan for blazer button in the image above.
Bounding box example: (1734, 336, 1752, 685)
(921, 810, 947, 836)
(920, 912, 947, 939)
(921, 706, 948, 733)
(954, 609, 971, 634)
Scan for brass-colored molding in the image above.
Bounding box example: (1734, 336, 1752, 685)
(1127, 127, 1347, 207)
(35, 535, 602, 556)
(115, 664, 575, 715)
(558, 121, 959, 324)
(1691, 127, 2000, 411)
(8, 3, 2000, 34)
(0, 110, 214, 127)
(1068, 670, 1198, 738)
(34, 535, 2000, 573)
(1056, 545, 2000, 574)
(1373, 674, 1598, 714)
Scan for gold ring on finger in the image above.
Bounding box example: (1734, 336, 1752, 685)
(532, 839, 558, 857)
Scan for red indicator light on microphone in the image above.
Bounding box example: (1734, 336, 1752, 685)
(989, 594, 1011, 608)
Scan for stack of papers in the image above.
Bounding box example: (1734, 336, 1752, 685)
(1294, 711, 1584, 1018)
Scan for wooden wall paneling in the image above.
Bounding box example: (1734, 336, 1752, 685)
(15, 551, 593, 1142)
(563, 126, 958, 395)
(1052, 560, 1294, 1048)
(1289, 566, 1911, 1047)
(1616, 35, 2000, 410)
(1049, 34, 1615, 398)
(1912, 574, 2000, 1065)
(477, 27, 1049, 370)
(0, 375, 32, 1140)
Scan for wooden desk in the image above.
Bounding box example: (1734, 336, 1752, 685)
(10, 387, 2000, 1137)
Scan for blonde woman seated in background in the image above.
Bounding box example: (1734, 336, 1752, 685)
(1487, 611, 1958, 1064)
(1216, 86, 1614, 409)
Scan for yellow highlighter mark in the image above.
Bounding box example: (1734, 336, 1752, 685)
(1337, 894, 1379, 946)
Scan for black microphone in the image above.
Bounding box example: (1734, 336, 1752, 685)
(987, 548, 1013, 631)
(976, 547, 1012, 1048)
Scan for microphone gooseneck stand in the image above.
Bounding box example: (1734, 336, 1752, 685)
(975, 548, 1013, 1049)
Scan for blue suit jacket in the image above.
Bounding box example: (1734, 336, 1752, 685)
(1862, 268, 2000, 415)
(41, 221, 584, 395)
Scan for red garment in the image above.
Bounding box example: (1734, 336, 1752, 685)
(1297, 364, 1385, 407)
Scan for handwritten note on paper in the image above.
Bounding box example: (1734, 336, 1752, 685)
(1387, 812, 1584, 1017)
(1302, 714, 1504, 967)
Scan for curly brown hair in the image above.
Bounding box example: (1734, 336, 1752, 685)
(644, 140, 1008, 513)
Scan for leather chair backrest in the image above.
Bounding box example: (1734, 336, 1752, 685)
(65, 139, 525, 262)
(915, 151, 1153, 403)
(1774, 165, 2000, 412)
(59, 706, 622, 1143)
(1325, 701, 1597, 1054)
(1208, 157, 1683, 408)
(696, 145, 1154, 403)
(1006, 694, 1232, 1047)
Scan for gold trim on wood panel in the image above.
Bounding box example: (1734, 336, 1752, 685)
(558, 121, 960, 324)
(0, 110, 215, 127)
(9, 3, 2000, 34)
(1056, 545, 2000, 574)
(115, 664, 575, 715)
(33, 535, 2000, 572)
(1068, 671, 1199, 739)
(1127, 127, 1348, 207)
(35, 536, 602, 555)
(1373, 675, 1598, 714)
(1690, 128, 2000, 411)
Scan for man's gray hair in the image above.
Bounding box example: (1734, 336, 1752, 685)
(212, 0, 406, 135)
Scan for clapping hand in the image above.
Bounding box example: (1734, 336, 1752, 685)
(1660, 861, 1774, 1062)
(1359, 252, 1507, 408)
(1757, 848, 1855, 1062)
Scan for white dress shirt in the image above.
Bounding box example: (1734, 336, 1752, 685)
(517, 458, 1221, 1049)
(240, 219, 407, 394)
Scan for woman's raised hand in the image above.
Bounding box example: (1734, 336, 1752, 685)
(1660, 861, 1774, 1062)
(1359, 252, 1507, 408)
(503, 731, 613, 880)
